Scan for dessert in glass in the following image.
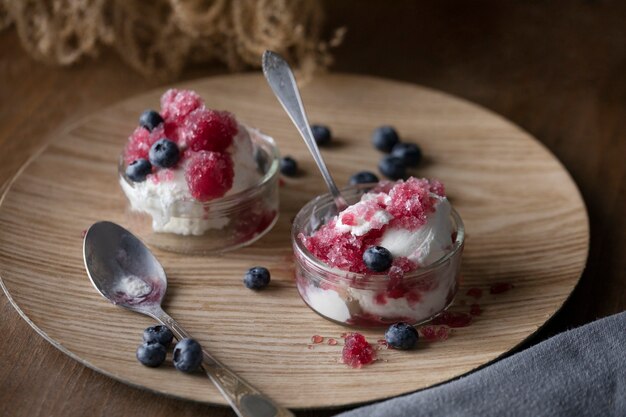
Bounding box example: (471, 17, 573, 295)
(293, 177, 464, 327)
(119, 89, 279, 254)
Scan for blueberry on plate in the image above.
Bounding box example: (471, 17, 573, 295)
(280, 156, 298, 177)
(385, 322, 419, 350)
(349, 171, 379, 185)
(244, 267, 271, 290)
(149, 138, 180, 168)
(143, 325, 174, 347)
(173, 338, 203, 373)
(391, 143, 422, 167)
(372, 125, 400, 153)
(139, 110, 164, 132)
(311, 124, 332, 146)
(363, 246, 393, 272)
(378, 155, 406, 180)
(126, 158, 152, 182)
(136, 341, 167, 367)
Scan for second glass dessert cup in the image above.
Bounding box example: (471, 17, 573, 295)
(119, 129, 279, 254)
(292, 184, 465, 327)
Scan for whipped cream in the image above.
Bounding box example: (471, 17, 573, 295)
(121, 125, 262, 235)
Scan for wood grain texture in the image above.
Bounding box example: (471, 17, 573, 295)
(1, 2, 624, 416)
(0, 73, 588, 408)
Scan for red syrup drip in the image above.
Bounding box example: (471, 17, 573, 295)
(81, 229, 87, 238)
(311, 335, 324, 344)
(327, 338, 338, 346)
(466, 287, 483, 299)
(419, 325, 451, 342)
(431, 311, 473, 328)
(342, 333, 376, 368)
(279, 177, 286, 187)
(469, 303, 482, 316)
(490, 282, 514, 294)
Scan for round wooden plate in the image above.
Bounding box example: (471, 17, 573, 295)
(0, 74, 588, 409)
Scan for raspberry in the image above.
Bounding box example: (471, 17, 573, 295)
(342, 333, 376, 368)
(160, 89, 203, 123)
(124, 125, 165, 164)
(179, 108, 237, 153)
(184, 151, 234, 201)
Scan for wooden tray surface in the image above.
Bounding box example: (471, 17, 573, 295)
(0, 74, 589, 409)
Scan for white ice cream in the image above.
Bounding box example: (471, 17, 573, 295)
(116, 275, 151, 298)
(120, 125, 262, 235)
(380, 196, 453, 266)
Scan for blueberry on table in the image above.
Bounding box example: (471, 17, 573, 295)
(244, 266, 271, 290)
(136, 341, 167, 367)
(385, 322, 419, 350)
(143, 325, 174, 347)
(126, 158, 152, 182)
(280, 156, 298, 177)
(391, 143, 422, 167)
(149, 138, 180, 168)
(372, 125, 400, 153)
(363, 246, 393, 272)
(378, 155, 406, 180)
(173, 338, 203, 373)
(349, 171, 379, 185)
(139, 110, 164, 132)
(311, 124, 332, 146)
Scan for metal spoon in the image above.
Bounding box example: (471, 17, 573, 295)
(262, 50, 348, 212)
(83, 221, 293, 417)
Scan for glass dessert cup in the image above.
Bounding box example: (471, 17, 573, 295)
(292, 184, 465, 328)
(119, 130, 279, 255)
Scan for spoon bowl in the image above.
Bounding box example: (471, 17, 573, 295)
(83, 221, 166, 311)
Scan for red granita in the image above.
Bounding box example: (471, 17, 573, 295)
(342, 333, 376, 368)
(124, 125, 165, 163)
(179, 107, 238, 153)
(301, 177, 445, 274)
(419, 325, 450, 341)
(431, 311, 472, 328)
(160, 89, 203, 123)
(466, 287, 483, 299)
(469, 303, 482, 316)
(184, 151, 234, 201)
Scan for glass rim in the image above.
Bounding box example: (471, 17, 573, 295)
(118, 126, 280, 208)
(291, 183, 465, 285)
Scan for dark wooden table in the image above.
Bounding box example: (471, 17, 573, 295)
(1, 2, 624, 416)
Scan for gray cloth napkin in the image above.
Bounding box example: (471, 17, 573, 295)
(337, 311, 626, 417)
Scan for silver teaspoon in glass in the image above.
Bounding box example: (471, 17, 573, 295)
(262, 50, 348, 212)
(83, 221, 293, 417)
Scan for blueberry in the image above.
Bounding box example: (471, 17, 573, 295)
(280, 156, 298, 177)
(378, 155, 406, 180)
(349, 171, 379, 185)
(385, 322, 419, 350)
(372, 125, 400, 153)
(143, 325, 174, 347)
(139, 110, 164, 132)
(391, 143, 422, 167)
(311, 124, 332, 146)
(149, 138, 180, 168)
(244, 267, 271, 290)
(136, 341, 167, 367)
(126, 158, 152, 182)
(363, 246, 393, 272)
(173, 338, 203, 373)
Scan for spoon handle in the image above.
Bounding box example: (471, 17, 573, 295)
(154, 308, 293, 417)
(262, 50, 348, 211)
